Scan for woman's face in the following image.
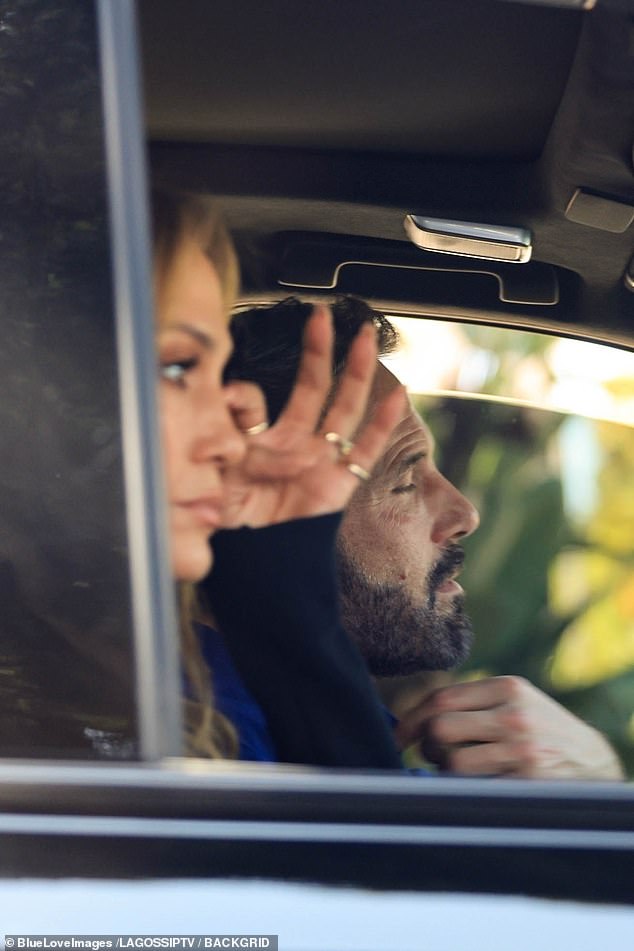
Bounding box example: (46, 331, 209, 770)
(156, 236, 245, 580)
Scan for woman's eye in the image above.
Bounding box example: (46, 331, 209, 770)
(159, 358, 197, 387)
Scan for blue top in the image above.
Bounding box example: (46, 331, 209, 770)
(197, 622, 278, 761)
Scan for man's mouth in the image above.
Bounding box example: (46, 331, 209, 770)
(428, 545, 466, 599)
(436, 577, 463, 595)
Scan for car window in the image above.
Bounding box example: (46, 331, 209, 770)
(1, 0, 631, 786)
(0, 0, 182, 759)
(1, 2, 634, 935)
(381, 315, 634, 775)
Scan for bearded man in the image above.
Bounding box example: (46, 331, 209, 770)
(197, 296, 622, 781)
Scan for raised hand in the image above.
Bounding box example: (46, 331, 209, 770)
(220, 304, 406, 529)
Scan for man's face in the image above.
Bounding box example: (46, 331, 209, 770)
(337, 364, 480, 676)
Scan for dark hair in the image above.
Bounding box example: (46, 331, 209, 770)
(225, 296, 399, 423)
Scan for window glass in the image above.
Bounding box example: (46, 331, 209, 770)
(0, 0, 137, 757)
(382, 316, 634, 775)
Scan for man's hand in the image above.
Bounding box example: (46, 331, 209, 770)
(395, 675, 624, 780)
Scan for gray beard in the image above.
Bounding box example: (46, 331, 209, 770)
(335, 543, 474, 676)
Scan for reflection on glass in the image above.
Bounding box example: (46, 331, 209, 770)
(384, 316, 634, 425)
(0, 1, 137, 757)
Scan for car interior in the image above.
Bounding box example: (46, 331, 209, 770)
(140, 0, 634, 772)
(142, 0, 634, 341)
(0, 0, 633, 913)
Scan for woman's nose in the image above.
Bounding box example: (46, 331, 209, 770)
(193, 392, 246, 469)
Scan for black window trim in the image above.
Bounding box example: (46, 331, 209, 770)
(0, 760, 633, 901)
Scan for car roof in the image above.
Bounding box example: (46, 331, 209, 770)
(140, 0, 634, 343)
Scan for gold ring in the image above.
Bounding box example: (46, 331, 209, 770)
(244, 421, 269, 436)
(346, 462, 371, 482)
(324, 431, 354, 457)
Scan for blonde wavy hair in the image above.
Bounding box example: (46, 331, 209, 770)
(152, 188, 239, 758)
(152, 189, 239, 312)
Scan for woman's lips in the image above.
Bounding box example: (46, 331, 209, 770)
(176, 499, 222, 529)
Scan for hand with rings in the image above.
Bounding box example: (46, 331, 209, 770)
(219, 304, 405, 529)
(324, 432, 370, 482)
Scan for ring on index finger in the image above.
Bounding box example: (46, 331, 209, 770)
(324, 431, 354, 457)
(243, 421, 269, 436)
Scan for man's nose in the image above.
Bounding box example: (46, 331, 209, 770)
(431, 476, 480, 544)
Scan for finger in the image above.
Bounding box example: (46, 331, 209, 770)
(318, 322, 378, 441)
(224, 380, 268, 434)
(448, 739, 539, 777)
(275, 305, 333, 435)
(424, 709, 510, 746)
(396, 675, 516, 750)
(427, 676, 530, 713)
(342, 383, 407, 477)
